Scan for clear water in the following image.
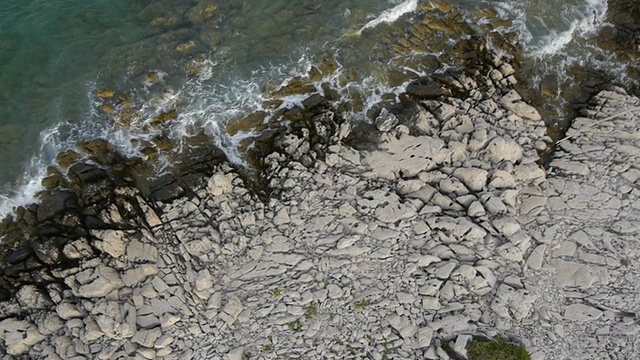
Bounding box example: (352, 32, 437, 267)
(0, 0, 635, 216)
(0, 0, 148, 189)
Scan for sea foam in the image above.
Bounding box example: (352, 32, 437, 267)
(357, 0, 418, 35)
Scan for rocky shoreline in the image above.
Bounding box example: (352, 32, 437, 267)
(1, 41, 640, 359)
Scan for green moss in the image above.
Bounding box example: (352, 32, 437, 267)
(304, 302, 318, 319)
(353, 298, 371, 310)
(261, 336, 274, 352)
(466, 335, 530, 360)
(286, 319, 302, 332)
(621, 258, 629, 267)
(270, 288, 283, 297)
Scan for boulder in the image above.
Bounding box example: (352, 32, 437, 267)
(453, 168, 488, 192)
(92, 229, 127, 258)
(375, 108, 399, 132)
(208, 173, 234, 196)
(0, 318, 45, 355)
(70, 265, 124, 298)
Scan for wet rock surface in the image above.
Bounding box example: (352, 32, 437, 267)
(0, 27, 639, 360)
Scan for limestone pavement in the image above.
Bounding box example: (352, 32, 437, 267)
(1, 62, 639, 360)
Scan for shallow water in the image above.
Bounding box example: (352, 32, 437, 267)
(0, 0, 148, 186)
(0, 0, 636, 216)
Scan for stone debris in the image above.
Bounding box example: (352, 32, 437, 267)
(0, 60, 638, 360)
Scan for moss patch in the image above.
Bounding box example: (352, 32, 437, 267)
(304, 302, 318, 319)
(466, 335, 530, 360)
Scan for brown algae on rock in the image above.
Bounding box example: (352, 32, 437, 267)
(96, 88, 115, 98)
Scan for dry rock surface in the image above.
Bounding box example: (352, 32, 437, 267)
(1, 62, 639, 360)
(512, 87, 640, 359)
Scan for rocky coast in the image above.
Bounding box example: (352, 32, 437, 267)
(1, 24, 640, 360)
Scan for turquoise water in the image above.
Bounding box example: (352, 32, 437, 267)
(0, 0, 635, 215)
(0, 0, 147, 185)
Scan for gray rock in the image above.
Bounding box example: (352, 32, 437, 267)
(431, 103, 457, 122)
(93, 301, 136, 339)
(467, 201, 486, 217)
(434, 261, 458, 279)
(490, 284, 534, 320)
(419, 279, 443, 296)
(453, 168, 488, 192)
(407, 185, 438, 203)
(16, 285, 51, 310)
(127, 240, 158, 263)
(57, 302, 86, 320)
(500, 90, 541, 121)
(122, 265, 158, 287)
(220, 297, 244, 326)
(485, 137, 523, 163)
(155, 334, 174, 349)
(374, 198, 418, 223)
(0, 318, 45, 356)
(92, 229, 127, 258)
(519, 195, 546, 217)
(564, 303, 603, 322)
(489, 170, 516, 189)
(208, 173, 234, 196)
(497, 243, 523, 262)
(550, 259, 610, 289)
(137, 196, 162, 227)
(225, 347, 245, 360)
(138, 348, 156, 359)
(131, 327, 163, 348)
(453, 334, 472, 358)
(362, 134, 444, 179)
(71, 265, 124, 298)
(63, 238, 94, 259)
(551, 159, 590, 176)
(413, 106, 440, 135)
(397, 292, 416, 304)
(37, 313, 64, 336)
(273, 207, 291, 225)
(160, 313, 181, 329)
(415, 327, 433, 349)
(327, 284, 344, 299)
(526, 245, 546, 270)
(422, 297, 441, 310)
(499, 63, 515, 76)
(552, 241, 577, 258)
(481, 195, 508, 214)
(375, 108, 399, 132)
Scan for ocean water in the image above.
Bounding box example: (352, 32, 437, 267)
(0, 0, 635, 216)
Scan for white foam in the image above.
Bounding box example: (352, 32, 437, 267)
(0, 172, 44, 220)
(528, 0, 607, 57)
(0, 125, 63, 219)
(490, 0, 608, 57)
(357, 0, 418, 35)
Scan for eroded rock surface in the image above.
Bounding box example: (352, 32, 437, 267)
(0, 61, 639, 360)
